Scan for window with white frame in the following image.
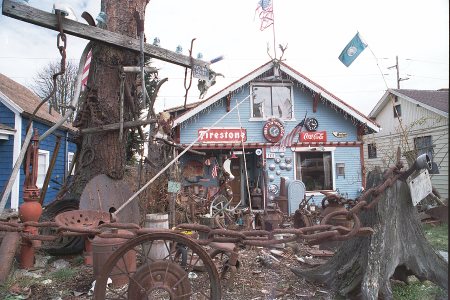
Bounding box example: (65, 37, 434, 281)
(36, 150, 50, 189)
(67, 152, 75, 175)
(251, 84, 293, 119)
(296, 151, 333, 191)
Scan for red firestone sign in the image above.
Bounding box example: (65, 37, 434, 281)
(299, 131, 327, 142)
(198, 128, 247, 143)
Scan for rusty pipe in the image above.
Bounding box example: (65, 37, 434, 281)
(399, 154, 432, 181)
(0, 219, 20, 283)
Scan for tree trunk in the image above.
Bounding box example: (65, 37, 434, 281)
(291, 168, 448, 299)
(66, 0, 149, 200)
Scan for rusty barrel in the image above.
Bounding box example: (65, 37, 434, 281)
(92, 229, 136, 287)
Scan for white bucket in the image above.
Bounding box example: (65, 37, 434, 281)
(144, 213, 169, 260)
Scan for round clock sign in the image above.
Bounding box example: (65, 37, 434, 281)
(305, 117, 319, 131)
(263, 118, 285, 143)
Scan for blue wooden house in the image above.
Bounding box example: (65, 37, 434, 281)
(0, 73, 77, 210)
(169, 60, 380, 213)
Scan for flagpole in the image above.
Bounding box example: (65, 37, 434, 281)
(272, 0, 276, 59)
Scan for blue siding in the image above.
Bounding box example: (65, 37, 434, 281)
(180, 83, 358, 144)
(178, 72, 365, 207)
(0, 101, 16, 208)
(19, 118, 76, 206)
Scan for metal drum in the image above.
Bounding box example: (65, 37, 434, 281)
(92, 230, 136, 287)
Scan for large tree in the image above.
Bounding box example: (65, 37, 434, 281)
(64, 0, 150, 200)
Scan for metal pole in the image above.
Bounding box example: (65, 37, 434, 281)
(396, 55, 400, 89)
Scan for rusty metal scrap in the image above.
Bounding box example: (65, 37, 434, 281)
(0, 161, 414, 250)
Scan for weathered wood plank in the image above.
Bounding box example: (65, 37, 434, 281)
(2, 0, 209, 69)
(79, 119, 157, 134)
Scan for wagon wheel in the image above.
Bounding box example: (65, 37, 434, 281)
(94, 231, 222, 300)
(209, 195, 236, 227)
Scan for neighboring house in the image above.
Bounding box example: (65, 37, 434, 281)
(363, 88, 449, 199)
(168, 60, 380, 212)
(0, 73, 77, 210)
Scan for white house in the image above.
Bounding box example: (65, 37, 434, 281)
(363, 88, 448, 199)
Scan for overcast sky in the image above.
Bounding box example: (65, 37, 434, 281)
(0, 0, 448, 115)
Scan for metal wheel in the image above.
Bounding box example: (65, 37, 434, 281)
(94, 231, 222, 300)
(209, 195, 237, 227)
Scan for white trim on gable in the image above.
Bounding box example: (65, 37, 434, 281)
(0, 90, 24, 114)
(173, 62, 271, 127)
(370, 89, 448, 119)
(173, 61, 380, 133)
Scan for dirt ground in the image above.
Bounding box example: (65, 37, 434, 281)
(0, 242, 335, 300)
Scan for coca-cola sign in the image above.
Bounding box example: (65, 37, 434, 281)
(299, 131, 327, 142)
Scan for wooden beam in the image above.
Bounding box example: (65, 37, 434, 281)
(2, 0, 210, 69)
(155, 137, 206, 156)
(80, 119, 156, 135)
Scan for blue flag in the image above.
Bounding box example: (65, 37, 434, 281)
(338, 32, 367, 67)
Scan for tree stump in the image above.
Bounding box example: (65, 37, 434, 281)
(292, 168, 448, 299)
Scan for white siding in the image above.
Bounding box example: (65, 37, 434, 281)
(364, 93, 448, 199)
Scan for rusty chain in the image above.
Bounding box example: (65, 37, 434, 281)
(0, 162, 405, 248)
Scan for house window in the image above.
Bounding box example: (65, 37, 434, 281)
(336, 163, 345, 177)
(296, 151, 333, 191)
(68, 152, 75, 175)
(393, 104, 401, 118)
(414, 136, 433, 162)
(36, 150, 50, 189)
(251, 84, 292, 119)
(368, 143, 377, 159)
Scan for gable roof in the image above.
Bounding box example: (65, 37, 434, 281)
(0, 73, 75, 131)
(172, 60, 380, 132)
(370, 88, 449, 118)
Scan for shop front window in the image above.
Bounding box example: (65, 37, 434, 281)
(251, 84, 292, 119)
(296, 151, 333, 191)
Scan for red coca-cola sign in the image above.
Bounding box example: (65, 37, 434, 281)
(299, 131, 327, 142)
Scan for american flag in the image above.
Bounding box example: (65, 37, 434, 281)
(81, 50, 92, 91)
(211, 160, 219, 178)
(255, 0, 274, 31)
(279, 113, 307, 148)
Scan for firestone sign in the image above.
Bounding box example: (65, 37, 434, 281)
(299, 131, 327, 142)
(198, 128, 247, 143)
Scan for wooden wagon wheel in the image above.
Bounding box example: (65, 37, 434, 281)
(94, 231, 222, 299)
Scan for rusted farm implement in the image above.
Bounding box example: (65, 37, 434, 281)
(0, 155, 432, 299)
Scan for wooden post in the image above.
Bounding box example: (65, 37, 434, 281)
(39, 135, 62, 205)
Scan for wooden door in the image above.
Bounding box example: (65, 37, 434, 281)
(230, 157, 242, 205)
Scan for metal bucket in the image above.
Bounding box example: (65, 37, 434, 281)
(92, 230, 136, 287)
(144, 213, 169, 259)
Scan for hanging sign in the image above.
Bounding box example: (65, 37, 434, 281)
(192, 64, 209, 80)
(198, 128, 246, 143)
(167, 181, 181, 193)
(300, 131, 327, 142)
(332, 131, 348, 138)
